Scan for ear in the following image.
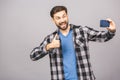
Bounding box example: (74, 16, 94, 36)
(51, 18, 55, 23)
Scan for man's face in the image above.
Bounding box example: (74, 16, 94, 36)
(52, 10, 69, 30)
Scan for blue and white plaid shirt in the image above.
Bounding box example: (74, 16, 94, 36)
(30, 24, 115, 80)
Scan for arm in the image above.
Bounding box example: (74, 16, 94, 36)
(30, 34, 60, 61)
(86, 19, 116, 42)
(30, 37, 49, 61)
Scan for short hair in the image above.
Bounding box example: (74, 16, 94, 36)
(50, 6, 67, 18)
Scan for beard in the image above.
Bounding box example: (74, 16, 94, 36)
(56, 21, 69, 30)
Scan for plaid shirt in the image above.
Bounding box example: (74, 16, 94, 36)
(30, 24, 115, 80)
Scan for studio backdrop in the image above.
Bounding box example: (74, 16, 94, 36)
(0, 0, 120, 80)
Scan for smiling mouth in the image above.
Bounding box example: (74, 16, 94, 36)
(57, 21, 68, 30)
(60, 22, 66, 26)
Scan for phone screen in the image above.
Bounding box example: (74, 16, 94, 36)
(100, 20, 110, 27)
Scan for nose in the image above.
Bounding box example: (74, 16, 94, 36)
(59, 17, 65, 23)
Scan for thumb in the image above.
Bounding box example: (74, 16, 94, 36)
(53, 34, 59, 40)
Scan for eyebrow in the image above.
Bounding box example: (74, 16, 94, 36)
(55, 13, 66, 17)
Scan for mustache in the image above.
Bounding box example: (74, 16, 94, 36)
(59, 21, 67, 25)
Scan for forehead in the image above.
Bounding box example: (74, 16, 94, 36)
(53, 10, 67, 17)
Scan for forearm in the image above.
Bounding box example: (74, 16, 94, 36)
(85, 26, 115, 42)
(104, 30, 115, 42)
(30, 47, 46, 61)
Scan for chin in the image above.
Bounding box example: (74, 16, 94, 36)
(57, 23, 68, 30)
(61, 26, 68, 30)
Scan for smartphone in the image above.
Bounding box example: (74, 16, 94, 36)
(100, 20, 110, 27)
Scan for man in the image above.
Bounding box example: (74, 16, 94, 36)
(30, 6, 116, 80)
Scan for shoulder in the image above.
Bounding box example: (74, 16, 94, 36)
(71, 24, 89, 31)
(44, 30, 57, 40)
(71, 24, 96, 34)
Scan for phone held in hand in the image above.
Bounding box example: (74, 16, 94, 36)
(100, 20, 110, 27)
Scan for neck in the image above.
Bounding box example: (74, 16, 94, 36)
(60, 25, 70, 36)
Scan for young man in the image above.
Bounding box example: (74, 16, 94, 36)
(30, 6, 116, 80)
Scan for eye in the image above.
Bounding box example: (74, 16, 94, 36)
(62, 14, 67, 18)
(55, 17, 60, 20)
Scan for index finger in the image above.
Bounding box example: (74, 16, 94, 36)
(106, 18, 112, 22)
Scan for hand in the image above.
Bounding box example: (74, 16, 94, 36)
(106, 18, 116, 32)
(46, 34, 60, 51)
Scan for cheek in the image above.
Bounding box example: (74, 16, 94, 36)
(54, 21, 60, 25)
(66, 17, 68, 21)
(56, 20, 61, 24)
(53, 18, 59, 24)
(63, 17, 68, 22)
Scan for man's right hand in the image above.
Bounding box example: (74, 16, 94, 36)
(46, 34, 60, 51)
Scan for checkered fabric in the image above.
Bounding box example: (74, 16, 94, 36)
(30, 24, 115, 80)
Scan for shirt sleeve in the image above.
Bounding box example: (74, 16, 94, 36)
(84, 26, 116, 42)
(30, 36, 49, 61)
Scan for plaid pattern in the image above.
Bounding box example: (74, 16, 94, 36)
(30, 24, 115, 80)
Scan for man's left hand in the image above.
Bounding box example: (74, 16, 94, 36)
(106, 18, 116, 33)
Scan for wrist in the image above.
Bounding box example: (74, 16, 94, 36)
(108, 28, 116, 33)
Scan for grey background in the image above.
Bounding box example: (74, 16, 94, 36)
(0, 0, 120, 80)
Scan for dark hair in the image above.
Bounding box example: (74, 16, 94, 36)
(50, 6, 67, 18)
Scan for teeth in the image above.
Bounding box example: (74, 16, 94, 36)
(62, 23, 65, 25)
(60, 22, 66, 25)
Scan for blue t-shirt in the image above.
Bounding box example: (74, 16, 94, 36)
(59, 29, 78, 80)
